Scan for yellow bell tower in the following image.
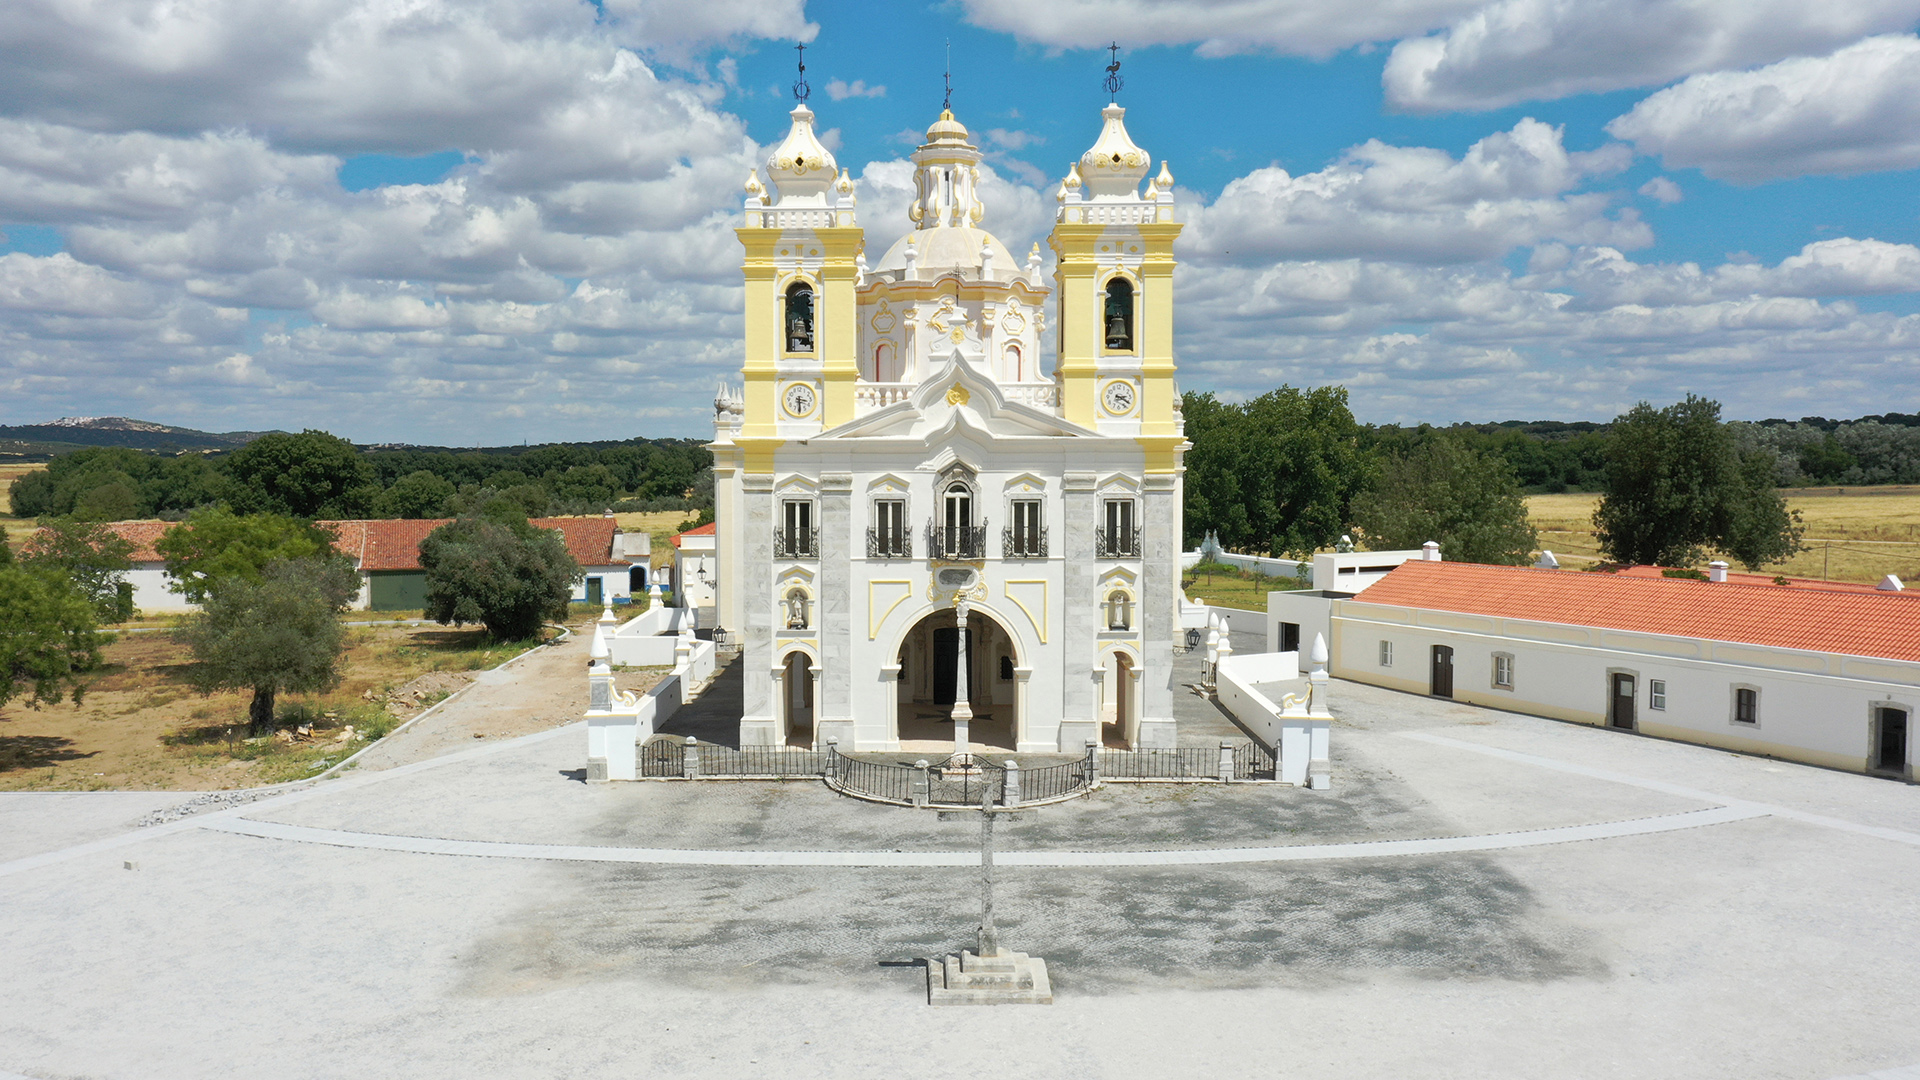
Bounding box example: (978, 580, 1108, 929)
(1049, 100, 1183, 474)
(735, 101, 864, 473)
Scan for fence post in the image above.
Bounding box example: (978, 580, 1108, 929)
(912, 759, 930, 808)
(1003, 760, 1021, 805)
(1085, 740, 1100, 786)
(1219, 741, 1236, 783)
(823, 736, 839, 784)
(682, 736, 700, 780)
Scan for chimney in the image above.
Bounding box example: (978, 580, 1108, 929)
(1879, 574, 1906, 592)
(1421, 541, 1441, 562)
(1708, 561, 1728, 583)
(1535, 550, 1559, 570)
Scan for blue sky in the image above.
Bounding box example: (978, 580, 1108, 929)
(2, 0, 1918, 443)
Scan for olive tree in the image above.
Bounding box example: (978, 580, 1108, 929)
(1351, 432, 1538, 565)
(21, 517, 136, 622)
(180, 556, 359, 734)
(419, 516, 578, 641)
(0, 564, 105, 709)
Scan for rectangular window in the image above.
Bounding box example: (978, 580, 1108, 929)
(1099, 499, 1138, 557)
(869, 500, 906, 558)
(779, 500, 816, 559)
(1734, 687, 1758, 725)
(1007, 499, 1046, 558)
(1493, 654, 1514, 689)
(1379, 640, 1393, 667)
(1649, 680, 1667, 710)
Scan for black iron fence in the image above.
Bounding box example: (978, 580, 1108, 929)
(927, 522, 988, 560)
(1002, 524, 1048, 559)
(866, 526, 911, 559)
(1095, 525, 1142, 558)
(774, 528, 819, 559)
(636, 738, 1278, 790)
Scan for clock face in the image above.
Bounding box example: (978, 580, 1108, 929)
(1103, 380, 1136, 415)
(783, 383, 816, 417)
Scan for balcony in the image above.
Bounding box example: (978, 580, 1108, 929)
(1095, 526, 1142, 559)
(927, 522, 988, 561)
(866, 527, 912, 559)
(1003, 525, 1048, 559)
(774, 528, 819, 560)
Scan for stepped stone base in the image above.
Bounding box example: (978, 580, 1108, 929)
(926, 949, 1053, 1006)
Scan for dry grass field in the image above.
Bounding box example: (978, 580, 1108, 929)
(0, 460, 46, 554)
(0, 622, 567, 792)
(1527, 486, 1920, 584)
(613, 508, 703, 574)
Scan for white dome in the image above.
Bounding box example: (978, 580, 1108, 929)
(766, 104, 837, 204)
(1078, 103, 1149, 200)
(874, 226, 1016, 282)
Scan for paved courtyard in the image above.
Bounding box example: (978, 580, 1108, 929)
(2, 675, 1918, 1080)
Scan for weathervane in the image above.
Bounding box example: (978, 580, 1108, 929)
(943, 39, 953, 111)
(1104, 42, 1123, 100)
(794, 41, 810, 102)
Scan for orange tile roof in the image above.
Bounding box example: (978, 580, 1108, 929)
(529, 517, 627, 567)
(314, 517, 625, 571)
(672, 521, 717, 548)
(1355, 559, 1920, 663)
(1609, 564, 1890, 594)
(87, 520, 174, 562)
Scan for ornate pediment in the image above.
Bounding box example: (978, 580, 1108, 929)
(813, 348, 1096, 443)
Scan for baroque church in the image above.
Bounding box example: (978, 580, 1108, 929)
(709, 81, 1185, 754)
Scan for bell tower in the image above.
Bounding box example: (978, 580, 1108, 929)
(736, 80, 864, 472)
(1048, 58, 1182, 474)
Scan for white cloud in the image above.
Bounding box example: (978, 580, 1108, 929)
(1382, 0, 1920, 112)
(825, 79, 886, 101)
(955, 0, 1476, 58)
(1638, 176, 1683, 203)
(1184, 119, 1648, 265)
(1605, 34, 1920, 182)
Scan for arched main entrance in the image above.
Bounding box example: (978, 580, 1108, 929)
(893, 607, 1021, 752)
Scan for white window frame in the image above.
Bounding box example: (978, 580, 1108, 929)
(1731, 684, 1761, 726)
(1379, 640, 1393, 667)
(1649, 679, 1667, 710)
(1492, 652, 1514, 690)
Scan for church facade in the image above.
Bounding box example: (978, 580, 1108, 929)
(709, 94, 1186, 753)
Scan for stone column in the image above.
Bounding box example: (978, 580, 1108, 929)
(739, 473, 777, 744)
(819, 471, 852, 730)
(1059, 471, 1099, 748)
(951, 596, 972, 757)
(1138, 474, 1178, 747)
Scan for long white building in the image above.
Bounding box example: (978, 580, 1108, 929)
(710, 93, 1187, 753)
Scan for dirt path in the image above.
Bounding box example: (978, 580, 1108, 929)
(343, 624, 615, 773)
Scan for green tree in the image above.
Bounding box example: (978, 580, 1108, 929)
(181, 557, 357, 733)
(1182, 386, 1373, 558)
(225, 429, 370, 518)
(8, 468, 56, 517)
(21, 517, 137, 621)
(0, 565, 104, 708)
(1593, 396, 1804, 569)
(419, 516, 578, 640)
(373, 470, 456, 519)
(157, 508, 343, 606)
(1351, 432, 1538, 565)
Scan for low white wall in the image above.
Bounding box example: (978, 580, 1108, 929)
(586, 637, 718, 782)
(606, 603, 695, 667)
(1181, 550, 1310, 582)
(1215, 650, 1331, 788)
(124, 565, 195, 613)
(1268, 591, 1337, 658)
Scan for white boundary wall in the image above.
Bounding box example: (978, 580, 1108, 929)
(1215, 649, 1331, 787)
(607, 604, 697, 667)
(586, 637, 717, 782)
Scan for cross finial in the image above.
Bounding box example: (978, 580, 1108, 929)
(1104, 42, 1123, 100)
(943, 39, 953, 111)
(793, 41, 810, 102)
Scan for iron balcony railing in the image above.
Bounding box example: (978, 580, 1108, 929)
(1095, 525, 1142, 558)
(926, 522, 988, 561)
(866, 526, 912, 559)
(1002, 525, 1048, 559)
(774, 527, 819, 560)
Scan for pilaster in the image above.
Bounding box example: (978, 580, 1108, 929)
(818, 471, 853, 729)
(739, 473, 777, 744)
(1059, 470, 1100, 748)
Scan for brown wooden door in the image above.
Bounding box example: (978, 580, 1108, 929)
(1611, 674, 1636, 729)
(1430, 645, 1454, 698)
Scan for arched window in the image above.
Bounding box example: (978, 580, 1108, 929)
(1103, 277, 1134, 351)
(785, 281, 814, 353)
(941, 481, 976, 558)
(873, 342, 895, 382)
(785, 588, 810, 630)
(1003, 343, 1024, 382)
(1106, 590, 1133, 631)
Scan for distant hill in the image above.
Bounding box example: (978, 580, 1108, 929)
(0, 416, 281, 455)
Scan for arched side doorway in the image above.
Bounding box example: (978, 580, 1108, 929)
(776, 649, 816, 748)
(892, 606, 1022, 752)
(1099, 646, 1143, 749)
